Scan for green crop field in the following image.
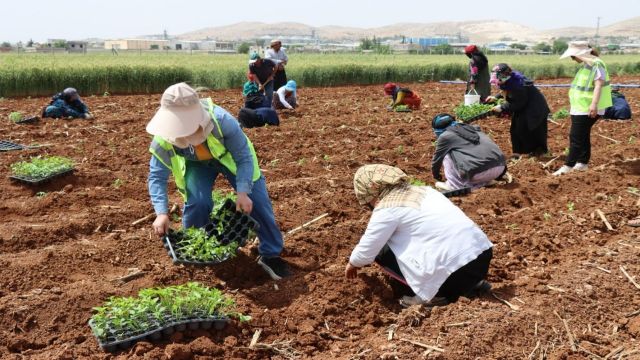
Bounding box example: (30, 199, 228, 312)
(1, 52, 639, 97)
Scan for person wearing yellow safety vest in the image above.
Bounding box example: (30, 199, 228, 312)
(553, 42, 612, 176)
(146, 83, 291, 280)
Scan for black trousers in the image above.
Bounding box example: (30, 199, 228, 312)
(510, 116, 548, 155)
(374, 244, 493, 302)
(565, 114, 599, 167)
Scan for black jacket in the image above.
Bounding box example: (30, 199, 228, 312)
(500, 82, 550, 130)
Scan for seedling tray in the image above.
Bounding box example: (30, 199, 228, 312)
(15, 116, 40, 124)
(441, 187, 472, 198)
(0, 140, 24, 152)
(463, 111, 492, 123)
(10, 168, 74, 185)
(163, 199, 259, 265)
(89, 315, 229, 353)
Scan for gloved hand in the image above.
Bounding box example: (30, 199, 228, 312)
(492, 106, 502, 113)
(83, 112, 94, 120)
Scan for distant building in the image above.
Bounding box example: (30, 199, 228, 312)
(66, 41, 87, 53)
(407, 37, 451, 48)
(104, 39, 170, 50)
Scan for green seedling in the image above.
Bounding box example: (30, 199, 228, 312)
(552, 108, 569, 120)
(36, 191, 47, 198)
(297, 158, 306, 166)
(543, 212, 552, 221)
(8, 112, 22, 122)
(563, 147, 570, 156)
(91, 282, 249, 342)
(212, 190, 237, 215)
(269, 159, 279, 167)
(322, 154, 330, 161)
(113, 178, 124, 189)
(11, 156, 74, 179)
(567, 201, 575, 212)
(505, 223, 519, 231)
(628, 187, 640, 195)
(454, 103, 494, 121)
(175, 227, 239, 262)
(629, 136, 636, 145)
(395, 145, 404, 154)
(103, 92, 110, 97)
(410, 178, 426, 186)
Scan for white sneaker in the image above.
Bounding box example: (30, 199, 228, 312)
(573, 163, 588, 171)
(435, 181, 451, 191)
(552, 165, 573, 176)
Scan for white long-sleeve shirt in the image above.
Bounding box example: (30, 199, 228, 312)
(265, 48, 288, 66)
(275, 86, 296, 109)
(349, 187, 493, 301)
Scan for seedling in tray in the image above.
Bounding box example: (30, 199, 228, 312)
(163, 199, 259, 265)
(89, 282, 250, 352)
(10, 155, 74, 184)
(454, 103, 495, 122)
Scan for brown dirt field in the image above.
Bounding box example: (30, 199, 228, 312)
(1, 78, 640, 360)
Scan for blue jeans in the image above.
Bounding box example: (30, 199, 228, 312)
(263, 81, 274, 107)
(183, 160, 283, 258)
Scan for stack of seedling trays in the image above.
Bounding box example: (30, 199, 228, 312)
(462, 110, 492, 124)
(88, 282, 249, 352)
(9, 155, 75, 185)
(163, 199, 260, 265)
(0, 140, 25, 152)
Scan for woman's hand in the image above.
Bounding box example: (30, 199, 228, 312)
(152, 214, 170, 236)
(588, 103, 598, 118)
(236, 192, 253, 214)
(492, 105, 502, 113)
(345, 263, 359, 279)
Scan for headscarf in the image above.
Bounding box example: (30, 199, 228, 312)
(464, 45, 478, 55)
(243, 81, 259, 96)
(383, 82, 398, 95)
(432, 113, 457, 137)
(284, 80, 297, 94)
(353, 164, 426, 210)
(490, 63, 526, 90)
(62, 87, 79, 102)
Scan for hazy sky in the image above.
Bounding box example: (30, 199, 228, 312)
(1, 0, 636, 42)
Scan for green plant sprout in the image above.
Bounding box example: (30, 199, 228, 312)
(567, 201, 575, 212)
(543, 212, 552, 221)
(409, 178, 426, 186)
(395, 145, 404, 154)
(113, 178, 124, 189)
(552, 108, 569, 120)
(454, 103, 494, 121)
(8, 111, 22, 122)
(174, 227, 239, 262)
(10, 156, 74, 179)
(36, 191, 47, 198)
(322, 154, 330, 161)
(297, 158, 306, 166)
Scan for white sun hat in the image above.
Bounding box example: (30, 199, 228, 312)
(559, 41, 593, 59)
(146, 83, 209, 139)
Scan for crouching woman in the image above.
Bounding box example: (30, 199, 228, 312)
(345, 164, 494, 306)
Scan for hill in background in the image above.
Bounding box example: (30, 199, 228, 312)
(178, 17, 640, 44)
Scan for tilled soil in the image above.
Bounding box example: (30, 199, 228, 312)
(1, 78, 640, 360)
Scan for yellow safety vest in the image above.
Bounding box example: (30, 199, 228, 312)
(149, 98, 261, 200)
(569, 59, 612, 112)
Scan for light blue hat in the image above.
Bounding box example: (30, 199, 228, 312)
(284, 80, 297, 92)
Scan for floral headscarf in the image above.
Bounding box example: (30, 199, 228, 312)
(353, 164, 426, 209)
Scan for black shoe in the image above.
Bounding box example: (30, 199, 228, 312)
(257, 256, 291, 280)
(465, 280, 491, 298)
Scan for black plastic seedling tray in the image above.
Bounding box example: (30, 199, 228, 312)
(163, 199, 260, 265)
(15, 116, 40, 124)
(0, 140, 24, 152)
(89, 315, 229, 353)
(9, 168, 74, 185)
(441, 187, 472, 198)
(463, 111, 492, 124)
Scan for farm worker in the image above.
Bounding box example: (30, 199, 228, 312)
(383, 83, 422, 110)
(345, 164, 494, 307)
(248, 52, 278, 107)
(603, 86, 632, 120)
(431, 114, 507, 191)
(488, 63, 550, 158)
(237, 107, 280, 128)
(464, 45, 491, 102)
(42, 88, 93, 119)
(553, 42, 612, 176)
(265, 39, 289, 90)
(273, 80, 298, 110)
(242, 81, 270, 109)
(146, 83, 290, 280)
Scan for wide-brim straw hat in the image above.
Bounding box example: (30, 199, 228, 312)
(560, 41, 592, 59)
(146, 83, 209, 138)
